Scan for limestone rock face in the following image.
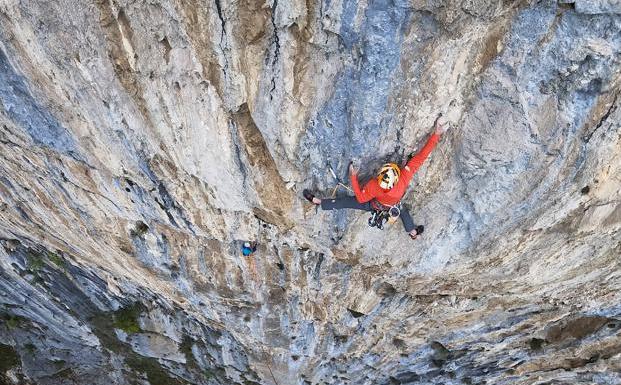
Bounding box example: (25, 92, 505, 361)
(0, 0, 620, 384)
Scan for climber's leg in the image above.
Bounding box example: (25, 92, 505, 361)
(399, 206, 416, 233)
(321, 195, 372, 211)
(399, 206, 424, 239)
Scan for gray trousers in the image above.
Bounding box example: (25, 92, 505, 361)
(321, 196, 416, 233)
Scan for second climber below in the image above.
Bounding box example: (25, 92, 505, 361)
(303, 117, 449, 240)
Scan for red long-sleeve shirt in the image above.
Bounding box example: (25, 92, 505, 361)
(351, 133, 440, 206)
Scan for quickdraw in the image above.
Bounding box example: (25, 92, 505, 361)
(368, 202, 401, 230)
(327, 162, 353, 197)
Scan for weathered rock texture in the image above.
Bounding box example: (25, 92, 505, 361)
(0, 0, 620, 384)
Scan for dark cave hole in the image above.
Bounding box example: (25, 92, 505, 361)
(347, 308, 365, 318)
(529, 337, 545, 351)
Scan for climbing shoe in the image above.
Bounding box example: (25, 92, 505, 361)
(409, 225, 425, 240)
(303, 189, 317, 204)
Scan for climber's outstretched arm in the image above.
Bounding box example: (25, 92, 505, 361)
(404, 133, 440, 175)
(401, 117, 448, 182)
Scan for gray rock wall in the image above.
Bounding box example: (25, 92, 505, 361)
(0, 0, 620, 384)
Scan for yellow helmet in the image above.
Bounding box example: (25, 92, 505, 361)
(377, 163, 400, 189)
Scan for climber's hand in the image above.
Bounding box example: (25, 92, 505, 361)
(349, 162, 358, 175)
(434, 116, 449, 135)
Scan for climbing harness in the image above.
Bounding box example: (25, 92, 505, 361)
(377, 163, 401, 189)
(368, 209, 389, 229)
(368, 201, 401, 230)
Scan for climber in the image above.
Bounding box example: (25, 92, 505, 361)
(241, 241, 257, 256)
(303, 117, 449, 239)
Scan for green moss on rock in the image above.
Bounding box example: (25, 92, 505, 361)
(52, 359, 66, 369)
(89, 304, 189, 385)
(2, 314, 27, 330)
(179, 336, 195, 367)
(178, 337, 217, 379)
(0, 344, 20, 372)
(27, 252, 45, 271)
(24, 343, 36, 354)
(47, 251, 66, 269)
(112, 304, 142, 334)
(126, 356, 187, 385)
(56, 367, 74, 379)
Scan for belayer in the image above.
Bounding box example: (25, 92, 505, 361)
(304, 117, 449, 240)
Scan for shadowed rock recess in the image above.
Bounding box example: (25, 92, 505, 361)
(0, 0, 620, 384)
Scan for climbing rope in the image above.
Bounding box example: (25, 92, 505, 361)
(260, 345, 281, 385)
